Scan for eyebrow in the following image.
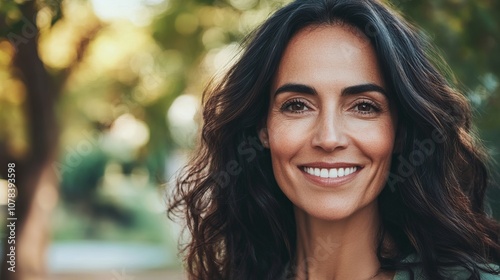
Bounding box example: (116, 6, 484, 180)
(273, 83, 386, 97)
(342, 83, 386, 96)
(274, 83, 316, 96)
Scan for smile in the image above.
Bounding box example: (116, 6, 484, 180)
(302, 166, 358, 179)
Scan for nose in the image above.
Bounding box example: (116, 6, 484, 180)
(311, 112, 348, 152)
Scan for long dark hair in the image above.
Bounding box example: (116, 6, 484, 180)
(168, 0, 500, 279)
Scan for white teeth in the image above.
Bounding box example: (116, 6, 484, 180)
(303, 166, 358, 179)
(329, 168, 338, 178)
(320, 169, 328, 178)
(314, 168, 320, 176)
(345, 167, 352, 176)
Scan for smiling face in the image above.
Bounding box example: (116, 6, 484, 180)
(259, 24, 397, 221)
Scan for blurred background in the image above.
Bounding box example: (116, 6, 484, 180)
(0, 0, 499, 279)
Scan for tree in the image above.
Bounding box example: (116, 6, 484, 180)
(0, 0, 99, 278)
(0, 0, 498, 279)
(392, 0, 500, 218)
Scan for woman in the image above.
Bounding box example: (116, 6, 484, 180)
(168, 0, 500, 279)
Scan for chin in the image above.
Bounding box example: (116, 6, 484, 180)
(294, 197, 377, 222)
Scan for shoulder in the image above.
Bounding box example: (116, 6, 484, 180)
(393, 267, 500, 280)
(478, 265, 500, 280)
(392, 254, 500, 280)
(393, 270, 500, 280)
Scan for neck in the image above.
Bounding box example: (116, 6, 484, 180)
(293, 201, 387, 280)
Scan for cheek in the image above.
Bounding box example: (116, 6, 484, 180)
(366, 131, 394, 156)
(349, 118, 396, 162)
(266, 116, 313, 193)
(267, 116, 312, 157)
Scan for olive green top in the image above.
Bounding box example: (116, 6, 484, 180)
(392, 268, 500, 280)
(392, 255, 500, 280)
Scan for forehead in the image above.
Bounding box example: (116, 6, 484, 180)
(290, 23, 372, 52)
(273, 24, 383, 90)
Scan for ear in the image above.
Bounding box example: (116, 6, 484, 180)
(258, 127, 269, 148)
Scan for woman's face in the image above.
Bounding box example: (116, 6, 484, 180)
(259, 25, 397, 221)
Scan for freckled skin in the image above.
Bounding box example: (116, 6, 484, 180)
(259, 25, 397, 222)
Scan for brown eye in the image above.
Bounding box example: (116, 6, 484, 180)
(357, 103, 373, 112)
(290, 102, 306, 111)
(281, 99, 310, 113)
(352, 100, 381, 115)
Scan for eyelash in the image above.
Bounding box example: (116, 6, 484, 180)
(280, 98, 382, 115)
(351, 99, 381, 115)
(280, 98, 311, 114)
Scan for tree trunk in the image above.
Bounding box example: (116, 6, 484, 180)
(0, 1, 59, 279)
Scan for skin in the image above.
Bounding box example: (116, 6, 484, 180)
(259, 24, 397, 279)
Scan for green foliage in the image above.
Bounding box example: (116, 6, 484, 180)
(0, 0, 498, 242)
(388, 0, 500, 218)
(0, 0, 64, 36)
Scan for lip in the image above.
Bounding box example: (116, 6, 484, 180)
(298, 162, 363, 187)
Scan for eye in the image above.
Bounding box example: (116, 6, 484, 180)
(352, 100, 381, 115)
(281, 99, 311, 113)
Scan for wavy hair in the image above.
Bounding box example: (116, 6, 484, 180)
(168, 0, 500, 279)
